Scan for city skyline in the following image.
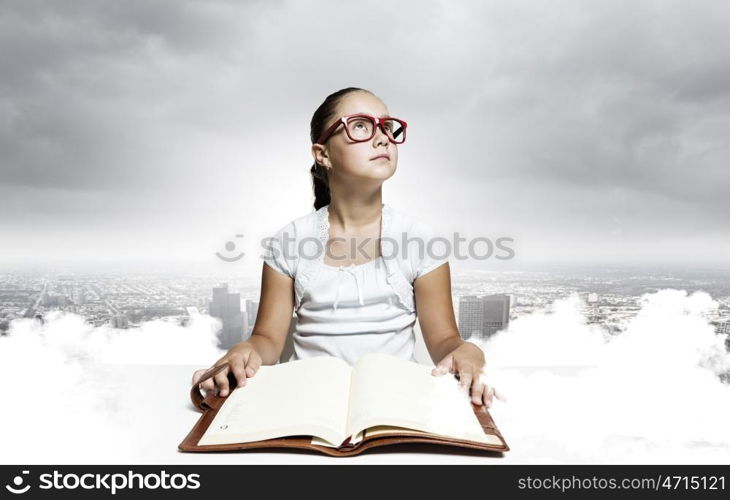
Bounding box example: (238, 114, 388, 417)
(3, 267, 730, 342)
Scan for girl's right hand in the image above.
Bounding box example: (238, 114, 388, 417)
(191, 342, 263, 397)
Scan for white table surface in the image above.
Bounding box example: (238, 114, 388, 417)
(1, 362, 515, 465)
(5, 360, 729, 464)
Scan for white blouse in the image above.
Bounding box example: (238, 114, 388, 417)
(263, 203, 449, 366)
(291, 256, 418, 365)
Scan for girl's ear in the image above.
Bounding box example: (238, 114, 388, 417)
(312, 144, 331, 169)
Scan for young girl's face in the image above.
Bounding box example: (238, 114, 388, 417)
(315, 91, 399, 184)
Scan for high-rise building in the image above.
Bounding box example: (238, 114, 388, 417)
(110, 313, 129, 329)
(458, 294, 511, 340)
(716, 321, 730, 335)
(209, 283, 245, 350)
(716, 321, 730, 352)
(586, 293, 601, 324)
(483, 294, 511, 337)
(244, 299, 259, 336)
(458, 295, 484, 340)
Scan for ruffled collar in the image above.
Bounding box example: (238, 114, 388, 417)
(293, 202, 413, 312)
(315, 203, 393, 260)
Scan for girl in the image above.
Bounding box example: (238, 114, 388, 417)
(192, 87, 503, 408)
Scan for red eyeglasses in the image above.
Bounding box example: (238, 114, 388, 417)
(315, 114, 408, 145)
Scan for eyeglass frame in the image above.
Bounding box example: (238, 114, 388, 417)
(315, 114, 408, 145)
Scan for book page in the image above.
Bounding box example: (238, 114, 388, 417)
(310, 430, 364, 448)
(346, 353, 496, 444)
(198, 356, 352, 447)
(364, 426, 504, 447)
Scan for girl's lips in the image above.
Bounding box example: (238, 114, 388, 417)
(371, 155, 390, 160)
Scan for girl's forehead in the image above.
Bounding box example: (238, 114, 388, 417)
(337, 93, 389, 116)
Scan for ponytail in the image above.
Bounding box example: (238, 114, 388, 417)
(310, 162, 331, 210)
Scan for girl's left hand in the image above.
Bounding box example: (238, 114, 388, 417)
(431, 342, 504, 408)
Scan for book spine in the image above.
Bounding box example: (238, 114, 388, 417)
(338, 436, 358, 449)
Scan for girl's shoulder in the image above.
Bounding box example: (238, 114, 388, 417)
(384, 204, 442, 242)
(267, 206, 324, 240)
(268, 203, 426, 240)
(385, 205, 450, 281)
(261, 207, 323, 279)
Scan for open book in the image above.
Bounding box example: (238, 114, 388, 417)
(178, 353, 509, 457)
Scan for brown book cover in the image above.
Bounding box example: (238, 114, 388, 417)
(178, 358, 510, 457)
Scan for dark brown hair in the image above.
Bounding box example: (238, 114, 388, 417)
(310, 87, 373, 210)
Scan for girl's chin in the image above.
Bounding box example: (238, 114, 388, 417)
(356, 171, 395, 182)
(362, 162, 396, 175)
(338, 163, 396, 180)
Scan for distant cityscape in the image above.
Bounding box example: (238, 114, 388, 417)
(1, 267, 729, 353)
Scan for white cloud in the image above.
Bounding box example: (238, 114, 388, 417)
(0, 311, 224, 462)
(0, 288, 728, 462)
(470, 289, 730, 463)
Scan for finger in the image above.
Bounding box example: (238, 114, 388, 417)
(200, 361, 225, 391)
(244, 350, 262, 378)
(493, 386, 508, 403)
(193, 369, 212, 396)
(450, 356, 469, 390)
(193, 368, 217, 393)
(201, 377, 216, 392)
(483, 385, 495, 408)
(470, 378, 485, 406)
(228, 356, 248, 388)
(191, 369, 206, 386)
(457, 367, 473, 395)
(214, 367, 230, 397)
(432, 355, 453, 376)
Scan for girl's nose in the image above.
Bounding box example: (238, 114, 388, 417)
(373, 125, 390, 146)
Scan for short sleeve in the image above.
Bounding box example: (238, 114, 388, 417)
(262, 221, 297, 279)
(409, 220, 449, 280)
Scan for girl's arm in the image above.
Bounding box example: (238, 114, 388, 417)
(192, 263, 294, 397)
(414, 262, 465, 362)
(414, 263, 494, 407)
(245, 262, 296, 365)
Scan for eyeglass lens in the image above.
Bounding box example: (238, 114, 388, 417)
(346, 116, 405, 143)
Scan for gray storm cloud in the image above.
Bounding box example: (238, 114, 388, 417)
(1, 0, 729, 271)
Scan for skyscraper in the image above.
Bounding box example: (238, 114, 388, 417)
(586, 292, 601, 324)
(458, 295, 484, 340)
(244, 299, 259, 337)
(458, 294, 511, 340)
(717, 321, 730, 335)
(716, 321, 730, 352)
(110, 313, 129, 329)
(209, 283, 245, 350)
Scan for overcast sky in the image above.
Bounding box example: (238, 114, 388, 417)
(2, 0, 729, 276)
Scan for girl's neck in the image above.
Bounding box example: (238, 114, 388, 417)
(327, 192, 384, 232)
